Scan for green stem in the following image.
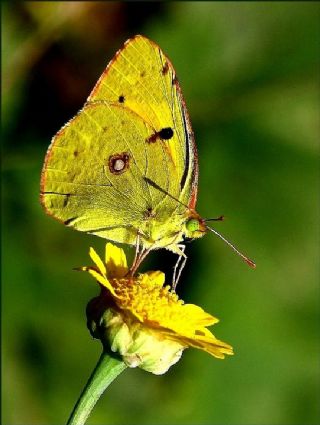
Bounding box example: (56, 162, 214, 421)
(66, 351, 127, 425)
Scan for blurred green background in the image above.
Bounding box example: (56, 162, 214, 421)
(2, 2, 319, 424)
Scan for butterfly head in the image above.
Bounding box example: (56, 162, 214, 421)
(184, 214, 206, 241)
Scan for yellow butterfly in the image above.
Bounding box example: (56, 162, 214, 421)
(40, 35, 254, 283)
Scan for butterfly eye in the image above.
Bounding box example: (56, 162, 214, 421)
(108, 153, 130, 175)
(186, 218, 200, 233)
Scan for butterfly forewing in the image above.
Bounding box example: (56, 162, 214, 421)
(88, 35, 198, 209)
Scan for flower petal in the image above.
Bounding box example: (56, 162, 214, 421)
(161, 329, 233, 359)
(89, 247, 106, 276)
(183, 304, 219, 326)
(105, 243, 128, 278)
(141, 271, 165, 287)
(86, 268, 117, 297)
(185, 336, 234, 359)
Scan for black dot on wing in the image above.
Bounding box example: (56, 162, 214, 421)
(118, 95, 125, 103)
(159, 127, 174, 140)
(162, 62, 169, 75)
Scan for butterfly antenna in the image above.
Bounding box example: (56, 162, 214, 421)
(206, 225, 256, 269)
(205, 215, 224, 222)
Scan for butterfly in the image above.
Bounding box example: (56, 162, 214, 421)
(40, 35, 255, 285)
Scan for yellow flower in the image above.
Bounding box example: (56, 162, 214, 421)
(81, 243, 233, 375)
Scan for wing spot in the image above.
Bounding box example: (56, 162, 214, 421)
(162, 62, 169, 75)
(73, 150, 79, 157)
(118, 95, 125, 103)
(140, 71, 146, 77)
(159, 127, 174, 140)
(146, 127, 174, 143)
(108, 152, 130, 175)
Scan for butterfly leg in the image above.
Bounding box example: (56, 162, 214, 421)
(129, 231, 152, 276)
(130, 246, 152, 276)
(132, 233, 141, 271)
(172, 244, 187, 291)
